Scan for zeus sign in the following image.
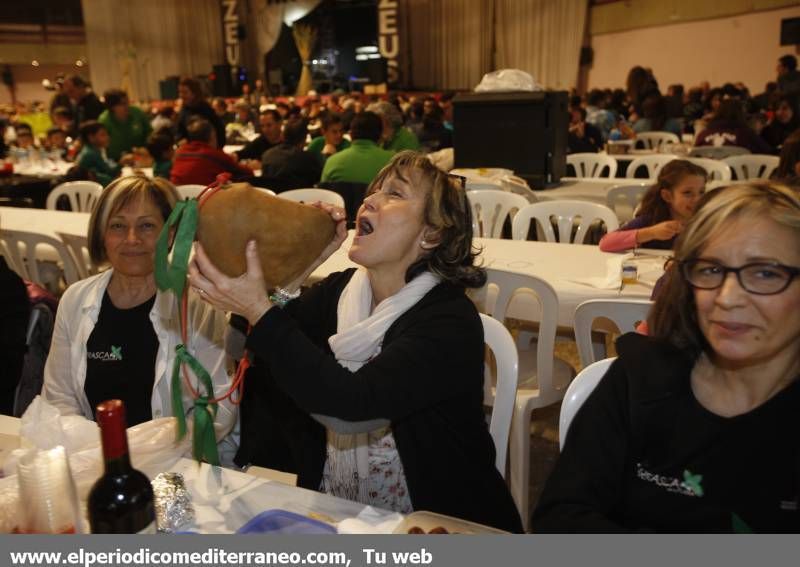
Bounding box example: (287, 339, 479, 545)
(378, 0, 400, 85)
(222, 0, 239, 68)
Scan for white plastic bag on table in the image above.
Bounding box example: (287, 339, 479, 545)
(474, 69, 543, 93)
(0, 396, 190, 532)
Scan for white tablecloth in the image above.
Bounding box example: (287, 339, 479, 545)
(0, 207, 89, 239)
(170, 459, 399, 534)
(312, 233, 667, 328)
(12, 160, 72, 178)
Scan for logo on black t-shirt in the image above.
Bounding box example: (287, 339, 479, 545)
(87, 345, 123, 362)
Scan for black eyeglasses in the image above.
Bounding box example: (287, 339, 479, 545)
(681, 259, 800, 295)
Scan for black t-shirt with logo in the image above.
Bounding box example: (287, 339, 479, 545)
(85, 291, 158, 427)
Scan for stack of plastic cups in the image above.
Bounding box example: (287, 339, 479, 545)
(16, 446, 83, 534)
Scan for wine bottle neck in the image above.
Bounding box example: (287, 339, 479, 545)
(103, 454, 133, 476)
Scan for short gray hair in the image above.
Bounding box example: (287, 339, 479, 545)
(366, 101, 403, 129)
(88, 175, 179, 265)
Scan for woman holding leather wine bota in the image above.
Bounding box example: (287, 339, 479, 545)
(189, 151, 522, 532)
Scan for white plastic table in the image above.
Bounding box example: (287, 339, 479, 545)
(312, 233, 667, 328)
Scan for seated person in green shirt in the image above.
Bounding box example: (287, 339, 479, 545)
(306, 112, 350, 165)
(76, 121, 132, 186)
(98, 89, 152, 162)
(320, 111, 394, 185)
(366, 101, 420, 153)
(146, 129, 175, 180)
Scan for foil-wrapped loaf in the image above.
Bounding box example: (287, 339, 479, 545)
(152, 472, 195, 533)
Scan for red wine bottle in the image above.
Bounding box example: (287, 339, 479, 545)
(88, 399, 156, 533)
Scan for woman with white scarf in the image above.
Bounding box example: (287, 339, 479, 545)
(189, 152, 522, 532)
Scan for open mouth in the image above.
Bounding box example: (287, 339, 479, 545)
(356, 218, 374, 236)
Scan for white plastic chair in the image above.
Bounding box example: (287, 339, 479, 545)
(465, 180, 504, 192)
(254, 187, 276, 196)
(45, 181, 103, 212)
(634, 131, 680, 150)
(573, 299, 653, 368)
(176, 184, 206, 200)
(467, 190, 529, 238)
(625, 154, 677, 179)
(566, 153, 617, 178)
(479, 313, 519, 477)
(277, 188, 345, 209)
(558, 358, 615, 449)
(686, 157, 732, 181)
(0, 229, 81, 287)
(512, 201, 619, 244)
(482, 268, 576, 529)
(722, 154, 779, 180)
(605, 183, 650, 223)
(57, 232, 98, 280)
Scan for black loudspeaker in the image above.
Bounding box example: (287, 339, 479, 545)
(453, 91, 569, 188)
(159, 76, 179, 100)
(360, 58, 387, 84)
(579, 46, 594, 66)
(212, 64, 235, 97)
(781, 17, 800, 45)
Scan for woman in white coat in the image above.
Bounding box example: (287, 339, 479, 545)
(42, 175, 237, 461)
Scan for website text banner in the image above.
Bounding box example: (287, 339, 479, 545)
(0, 534, 793, 567)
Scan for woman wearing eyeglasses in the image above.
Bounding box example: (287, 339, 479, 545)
(533, 182, 800, 533)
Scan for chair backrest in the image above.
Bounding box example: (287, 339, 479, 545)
(484, 268, 562, 406)
(634, 131, 680, 150)
(722, 154, 779, 180)
(465, 180, 504, 192)
(686, 156, 732, 181)
(278, 188, 345, 209)
(0, 229, 81, 286)
(316, 181, 369, 228)
(625, 154, 677, 179)
(566, 153, 617, 178)
(467, 190, 529, 238)
(573, 299, 653, 367)
(512, 200, 619, 244)
(558, 357, 615, 449)
(479, 313, 519, 477)
(46, 181, 103, 212)
(176, 184, 207, 200)
(605, 183, 650, 223)
(254, 187, 276, 196)
(57, 232, 98, 280)
(689, 145, 750, 160)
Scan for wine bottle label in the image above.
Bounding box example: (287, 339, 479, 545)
(137, 521, 157, 535)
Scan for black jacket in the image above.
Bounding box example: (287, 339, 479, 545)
(533, 333, 800, 533)
(236, 269, 523, 532)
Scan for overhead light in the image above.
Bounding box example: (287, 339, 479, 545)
(355, 46, 379, 54)
(367, 54, 381, 60)
(31, 60, 39, 67)
(312, 59, 318, 65)
(355, 54, 368, 61)
(75, 59, 84, 67)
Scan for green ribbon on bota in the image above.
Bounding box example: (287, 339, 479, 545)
(154, 198, 220, 466)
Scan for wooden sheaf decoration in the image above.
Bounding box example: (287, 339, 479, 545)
(196, 183, 336, 288)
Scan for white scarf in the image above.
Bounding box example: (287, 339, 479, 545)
(318, 267, 440, 505)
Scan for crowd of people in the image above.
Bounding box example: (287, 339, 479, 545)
(567, 55, 800, 163)
(0, 75, 456, 194)
(1, 60, 799, 534)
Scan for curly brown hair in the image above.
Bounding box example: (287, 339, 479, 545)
(366, 151, 486, 288)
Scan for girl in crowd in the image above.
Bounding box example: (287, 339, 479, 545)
(188, 152, 523, 532)
(534, 182, 800, 532)
(43, 175, 237, 461)
(599, 159, 707, 252)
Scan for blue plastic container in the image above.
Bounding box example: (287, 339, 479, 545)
(236, 510, 337, 535)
